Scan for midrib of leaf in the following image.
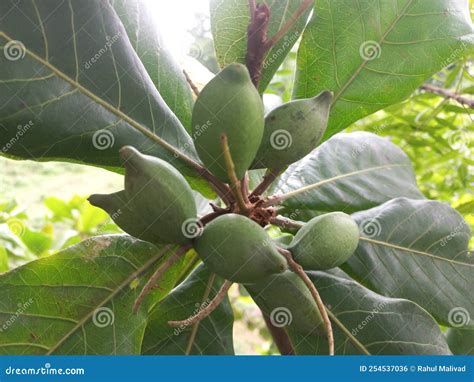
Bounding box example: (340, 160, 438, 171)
(359, 237, 473, 267)
(331, 0, 414, 104)
(0, 31, 199, 170)
(327, 309, 370, 355)
(45, 248, 166, 355)
(267, 164, 407, 205)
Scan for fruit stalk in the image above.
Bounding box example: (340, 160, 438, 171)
(133, 244, 192, 313)
(221, 134, 249, 213)
(168, 280, 233, 327)
(277, 248, 335, 355)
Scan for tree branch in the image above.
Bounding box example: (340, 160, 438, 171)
(278, 248, 335, 355)
(262, 313, 295, 355)
(420, 84, 474, 109)
(168, 280, 233, 327)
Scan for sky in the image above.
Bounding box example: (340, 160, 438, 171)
(144, 0, 210, 60)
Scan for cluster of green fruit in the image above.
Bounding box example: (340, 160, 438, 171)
(89, 63, 360, 337)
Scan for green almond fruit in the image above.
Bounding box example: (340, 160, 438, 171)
(89, 146, 197, 245)
(288, 212, 360, 270)
(246, 270, 324, 334)
(194, 214, 287, 284)
(192, 63, 264, 182)
(252, 90, 333, 169)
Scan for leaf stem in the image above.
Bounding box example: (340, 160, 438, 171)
(326, 309, 370, 355)
(183, 69, 200, 97)
(133, 244, 192, 313)
(221, 133, 249, 213)
(278, 247, 334, 355)
(185, 273, 217, 354)
(250, 167, 284, 199)
(168, 280, 233, 327)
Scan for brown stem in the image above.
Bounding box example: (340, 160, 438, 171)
(245, 3, 270, 87)
(183, 69, 200, 97)
(278, 248, 335, 355)
(262, 313, 295, 355)
(420, 84, 474, 109)
(221, 134, 249, 213)
(262, 0, 313, 51)
(249, 167, 284, 199)
(133, 244, 192, 313)
(185, 273, 217, 355)
(241, 172, 251, 204)
(168, 280, 233, 327)
(269, 216, 303, 230)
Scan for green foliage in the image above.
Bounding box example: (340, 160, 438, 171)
(0, 0, 472, 356)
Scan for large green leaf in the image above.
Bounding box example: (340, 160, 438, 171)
(345, 197, 473, 328)
(272, 132, 424, 213)
(294, 270, 451, 355)
(294, 0, 474, 139)
(445, 328, 474, 354)
(210, 0, 310, 92)
(142, 264, 234, 355)
(0, 235, 186, 354)
(0, 0, 195, 173)
(111, 0, 194, 131)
